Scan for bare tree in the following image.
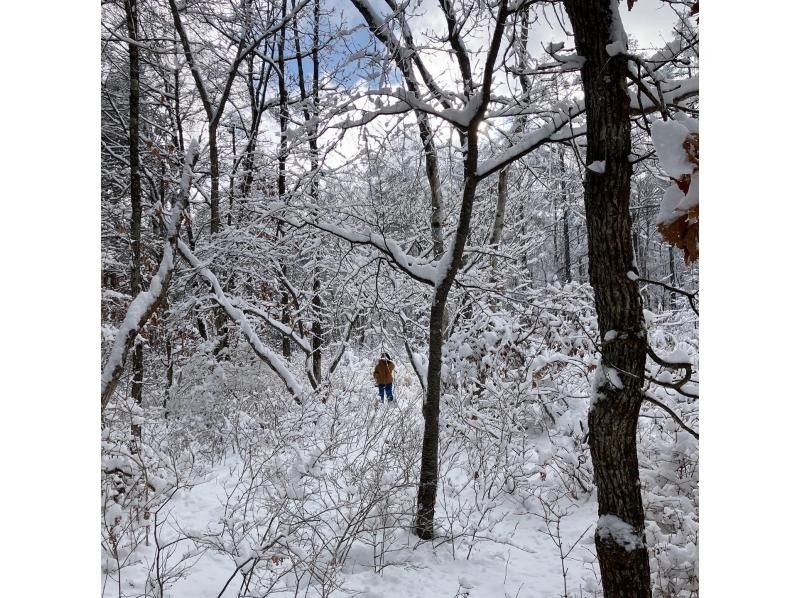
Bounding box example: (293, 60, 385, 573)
(123, 0, 144, 443)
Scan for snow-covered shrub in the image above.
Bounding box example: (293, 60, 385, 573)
(101, 405, 205, 597)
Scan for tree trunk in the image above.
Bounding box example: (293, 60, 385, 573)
(228, 126, 236, 226)
(125, 0, 144, 443)
(491, 167, 508, 267)
(559, 148, 572, 283)
(164, 336, 173, 417)
(209, 123, 221, 234)
(562, 1, 652, 596)
(311, 279, 323, 385)
(310, 0, 323, 386)
(348, 0, 511, 541)
(277, 0, 293, 360)
(293, 0, 324, 386)
(414, 10, 511, 525)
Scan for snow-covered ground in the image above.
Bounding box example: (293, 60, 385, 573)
(154, 452, 599, 598)
(103, 301, 697, 598)
(102, 361, 606, 598)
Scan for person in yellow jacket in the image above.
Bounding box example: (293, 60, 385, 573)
(373, 352, 395, 403)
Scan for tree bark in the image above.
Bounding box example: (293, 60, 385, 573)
(276, 0, 294, 361)
(562, 1, 652, 596)
(124, 0, 144, 443)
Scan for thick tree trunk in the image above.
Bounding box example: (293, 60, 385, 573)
(422, 120, 445, 259)
(562, 1, 652, 596)
(125, 0, 144, 443)
(415, 288, 446, 539)
(487, 166, 508, 309)
(349, 0, 511, 541)
(228, 127, 236, 227)
(491, 167, 508, 265)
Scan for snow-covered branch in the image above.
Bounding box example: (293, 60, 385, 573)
(176, 240, 307, 402)
(477, 76, 698, 180)
(101, 141, 199, 412)
(295, 217, 446, 287)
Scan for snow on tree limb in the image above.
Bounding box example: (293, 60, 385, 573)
(101, 243, 175, 411)
(327, 309, 362, 376)
(630, 76, 699, 114)
(176, 240, 307, 402)
(476, 108, 577, 179)
(298, 218, 443, 286)
(101, 141, 199, 412)
(235, 300, 313, 355)
(476, 77, 698, 180)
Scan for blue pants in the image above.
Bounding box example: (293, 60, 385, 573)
(377, 383, 394, 402)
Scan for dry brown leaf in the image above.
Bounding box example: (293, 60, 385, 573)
(658, 131, 699, 263)
(658, 205, 699, 264)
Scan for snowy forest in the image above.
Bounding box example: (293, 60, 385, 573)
(100, 0, 699, 595)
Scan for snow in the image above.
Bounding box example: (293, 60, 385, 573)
(311, 220, 442, 286)
(627, 270, 639, 281)
(101, 141, 200, 407)
(607, 367, 624, 390)
(410, 351, 428, 392)
(657, 182, 686, 226)
(552, 52, 586, 68)
(177, 240, 307, 400)
(439, 91, 485, 128)
(607, 0, 629, 54)
(650, 119, 695, 178)
(629, 77, 699, 114)
(590, 362, 608, 408)
(477, 74, 695, 179)
(100, 244, 174, 395)
(606, 40, 627, 56)
(674, 111, 699, 134)
(103, 375, 603, 598)
(233, 300, 313, 355)
(661, 347, 691, 364)
(596, 514, 645, 551)
(678, 171, 699, 214)
(587, 160, 606, 174)
(102, 295, 699, 598)
(477, 107, 576, 178)
(648, 38, 684, 64)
